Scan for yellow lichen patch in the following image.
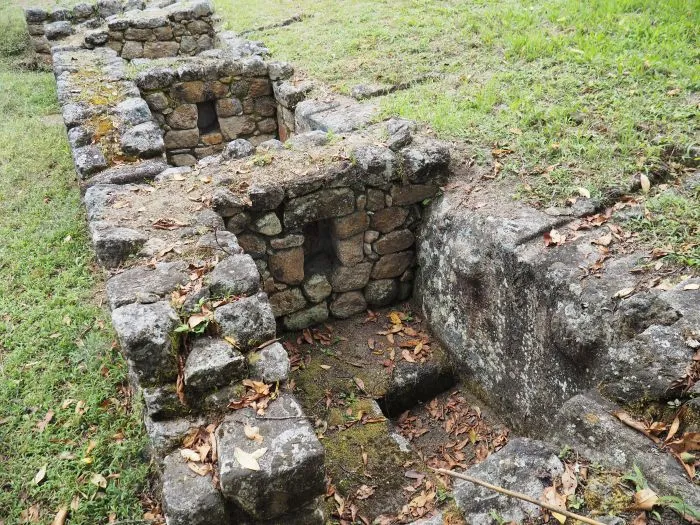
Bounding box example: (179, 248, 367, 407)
(583, 471, 633, 516)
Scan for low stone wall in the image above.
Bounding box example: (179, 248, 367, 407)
(134, 55, 283, 165)
(24, 0, 141, 65)
(106, 1, 215, 59)
(206, 127, 450, 329)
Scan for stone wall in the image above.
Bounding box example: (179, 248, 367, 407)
(134, 55, 280, 166)
(207, 122, 450, 330)
(24, 0, 135, 65)
(106, 1, 215, 59)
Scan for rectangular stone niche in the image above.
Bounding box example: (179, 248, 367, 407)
(138, 58, 279, 166)
(236, 187, 422, 330)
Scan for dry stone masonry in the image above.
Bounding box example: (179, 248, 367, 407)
(28, 0, 700, 521)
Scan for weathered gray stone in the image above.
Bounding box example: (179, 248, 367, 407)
(401, 140, 450, 183)
(211, 187, 246, 217)
(249, 212, 282, 236)
(453, 438, 564, 525)
(121, 40, 144, 59)
(143, 385, 186, 420)
(330, 262, 372, 293)
(329, 291, 366, 319)
(302, 273, 332, 303)
(374, 229, 414, 255)
(283, 302, 329, 330)
(106, 261, 188, 310)
(164, 128, 199, 149)
(136, 67, 175, 90)
(370, 206, 408, 233)
(171, 153, 196, 167)
(248, 342, 290, 382)
(269, 247, 304, 285)
(270, 235, 304, 250)
(121, 121, 165, 158)
(90, 222, 148, 268)
(166, 104, 198, 129)
(195, 231, 243, 256)
(214, 292, 276, 349)
(162, 453, 227, 525)
(73, 145, 108, 178)
(44, 21, 72, 40)
(25, 8, 48, 24)
(390, 184, 438, 205)
(285, 130, 329, 149)
(371, 251, 414, 279)
(215, 97, 243, 118)
(208, 254, 260, 297)
(273, 81, 312, 110)
(225, 212, 250, 234)
(331, 211, 369, 240)
(268, 61, 294, 81)
(352, 145, 396, 185)
(269, 288, 307, 317)
(115, 97, 151, 126)
(97, 0, 122, 18)
(111, 301, 179, 384)
(295, 98, 378, 134)
(143, 40, 180, 58)
(72, 2, 94, 19)
(386, 118, 413, 151)
(257, 139, 284, 151)
(216, 393, 325, 519)
(284, 188, 355, 229)
(237, 233, 266, 257)
(67, 126, 92, 149)
(184, 336, 246, 394)
(220, 139, 254, 161)
(364, 279, 398, 306)
(547, 392, 700, 508)
(84, 160, 168, 188)
(332, 234, 364, 266)
(248, 184, 285, 211)
(145, 415, 206, 460)
(85, 29, 109, 47)
(219, 115, 256, 140)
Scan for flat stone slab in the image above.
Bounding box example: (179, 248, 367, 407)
(184, 336, 246, 395)
(216, 393, 325, 520)
(214, 292, 276, 350)
(161, 452, 227, 525)
(453, 437, 564, 525)
(106, 260, 188, 310)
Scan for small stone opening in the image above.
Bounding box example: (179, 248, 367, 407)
(197, 101, 219, 134)
(303, 219, 334, 274)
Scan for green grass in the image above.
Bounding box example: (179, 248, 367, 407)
(216, 0, 700, 265)
(0, 4, 149, 523)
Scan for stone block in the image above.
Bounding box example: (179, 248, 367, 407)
(44, 21, 72, 40)
(184, 336, 246, 395)
(331, 211, 369, 240)
(208, 254, 260, 297)
(171, 153, 196, 166)
(154, 25, 174, 40)
(219, 115, 256, 140)
(171, 81, 205, 103)
(164, 128, 199, 149)
(143, 385, 186, 420)
(248, 342, 290, 383)
(214, 292, 276, 349)
(106, 261, 188, 310)
(115, 97, 152, 126)
(166, 104, 197, 129)
(329, 291, 367, 319)
(330, 262, 372, 293)
(226, 212, 249, 234)
(216, 97, 243, 118)
(124, 27, 153, 41)
(364, 279, 398, 307)
(283, 303, 329, 330)
(269, 247, 304, 285)
(249, 212, 282, 236)
(237, 233, 266, 257)
(31, 36, 51, 53)
(111, 301, 179, 385)
(73, 145, 108, 178)
(270, 235, 304, 250)
(268, 61, 294, 81)
(249, 78, 272, 97)
(284, 188, 355, 229)
(390, 184, 438, 205)
(369, 206, 408, 233)
(162, 453, 227, 525)
(137, 67, 175, 90)
(257, 118, 278, 134)
(201, 132, 223, 146)
(302, 273, 332, 303)
(332, 233, 364, 266)
(25, 8, 48, 24)
(121, 40, 144, 59)
(121, 122, 165, 158)
(248, 184, 285, 211)
(90, 223, 148, 268)
(269, 288, 307, 317)
(401, 139, 450, 183)
(272, 81, 312, 110)
(371, 251, 414, 279)
(454, 438, 563, 525)
(374, 229, 414, 255)
(216, 393, 325, 519)
(222, 138, 254, 160)
(254, 97, 277, 117)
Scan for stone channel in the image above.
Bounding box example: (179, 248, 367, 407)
(23, 0, 700, 522)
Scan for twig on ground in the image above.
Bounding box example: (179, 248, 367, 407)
(432, 468, 607, 525)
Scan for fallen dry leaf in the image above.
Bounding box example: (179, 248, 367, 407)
(640, 174, 651, 193)
(90, 473, 107, 489)
(37, 410, 54, 432)
(684, 283, 700, 291)
(540, 486, 566, 524)
(33, 465, 47, 485)
(180, 448, 201, 462)
(234, 447, 267, 471)
(51, 505, 69, 525)
(633, 488, 659, 511)
(355, 484, 375, 500)
(244, 424, 264, 444)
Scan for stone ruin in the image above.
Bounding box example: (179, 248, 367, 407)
(26, 0, 700, 522)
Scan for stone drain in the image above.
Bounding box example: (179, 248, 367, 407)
(25, 0, 700, 523)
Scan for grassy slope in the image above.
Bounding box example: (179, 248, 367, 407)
(0, 5, 148, 524)
(217, 0, 700, 265)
